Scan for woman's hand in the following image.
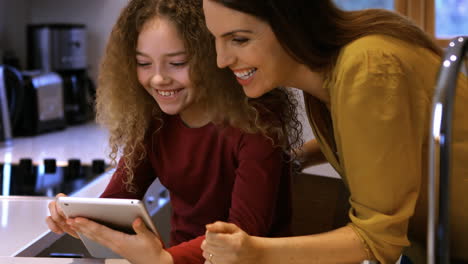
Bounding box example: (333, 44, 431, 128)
(201, 221, 262, 264)
(46, 193, 79, 239)
(67, 217, 173, 264)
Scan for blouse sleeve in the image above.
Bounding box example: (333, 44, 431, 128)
(333, 49, 422, 263)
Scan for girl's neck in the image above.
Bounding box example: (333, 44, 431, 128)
(179, 102, 213, 128)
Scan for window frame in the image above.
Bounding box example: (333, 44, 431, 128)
(395, 0, 452, 47)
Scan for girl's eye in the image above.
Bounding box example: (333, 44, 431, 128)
(170, 61, 187, 67)
(136, 61, 151, 67)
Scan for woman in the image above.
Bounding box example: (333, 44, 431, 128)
(201, 0, 468, 263)
(46, 0, 302, 263)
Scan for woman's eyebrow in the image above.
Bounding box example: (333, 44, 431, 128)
(221, 29, 253, 38)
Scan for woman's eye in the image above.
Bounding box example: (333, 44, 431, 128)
(232, 37, 249, 44)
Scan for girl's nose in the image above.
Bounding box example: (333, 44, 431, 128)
(151, 73, 171, 86)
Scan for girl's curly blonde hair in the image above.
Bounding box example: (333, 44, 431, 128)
(96, 0, 302, 192)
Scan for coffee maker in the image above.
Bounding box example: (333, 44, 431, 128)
(27, 23, 95, 125)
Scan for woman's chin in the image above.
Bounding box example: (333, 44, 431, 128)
(243, 86, 270, 98)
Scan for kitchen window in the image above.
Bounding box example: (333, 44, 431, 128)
(333, 0, 468, 47)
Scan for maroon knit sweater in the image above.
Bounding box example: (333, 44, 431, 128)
(101, 115, 291, 263)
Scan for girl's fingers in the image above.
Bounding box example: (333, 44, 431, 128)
(133, 218, 152, 237)
(46, 216, 64, 234)
(48, 201, 64, 223)
(206, 221, 239, 234)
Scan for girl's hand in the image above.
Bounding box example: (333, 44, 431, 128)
(46, 193, 79, 239)
(201, 221, 262, 264)
(68, 217, 173, 264)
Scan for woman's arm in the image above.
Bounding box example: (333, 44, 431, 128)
(258, 226, 368, 264)
(202, 222, 368, 264)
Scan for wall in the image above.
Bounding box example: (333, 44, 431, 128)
(0, 0, 28, 65)
(0, 0, 128, 83)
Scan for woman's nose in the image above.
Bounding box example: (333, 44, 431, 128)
(216, 42, 234, 69)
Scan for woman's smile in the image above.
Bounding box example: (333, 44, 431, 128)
(233, 67, 257, 86)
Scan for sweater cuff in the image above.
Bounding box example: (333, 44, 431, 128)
(166, 236, 205, 264)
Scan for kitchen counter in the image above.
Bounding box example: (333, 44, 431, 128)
(1, 196, 56, 257)
(0, 170, 114, 257)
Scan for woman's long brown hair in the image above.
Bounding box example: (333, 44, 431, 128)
(211, 0, 442, 72)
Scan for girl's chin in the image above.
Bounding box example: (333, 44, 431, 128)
(158, 106, 182, 116)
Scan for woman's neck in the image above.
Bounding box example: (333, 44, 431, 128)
(287, 64, 330, 104)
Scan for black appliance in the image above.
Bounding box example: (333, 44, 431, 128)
(27, 23, 95, 125)
(0, 158, 107, 196)
(0, 65, 67, 136)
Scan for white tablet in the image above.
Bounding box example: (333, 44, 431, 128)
(56, 196, 160, 259)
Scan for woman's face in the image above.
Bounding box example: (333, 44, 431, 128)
(203, 0, 299, 98)
(136, 17, 197, 116)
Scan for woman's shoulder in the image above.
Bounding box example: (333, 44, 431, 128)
(343, 34, 411, 54)
(339, 34, 437, 64)
(333, 34, 439, 78)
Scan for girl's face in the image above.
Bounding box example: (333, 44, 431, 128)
(203, 0, 299, 98)
(136, 17, 197, 116)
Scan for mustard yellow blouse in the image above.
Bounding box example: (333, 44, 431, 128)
(304, 35, 468, 263)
